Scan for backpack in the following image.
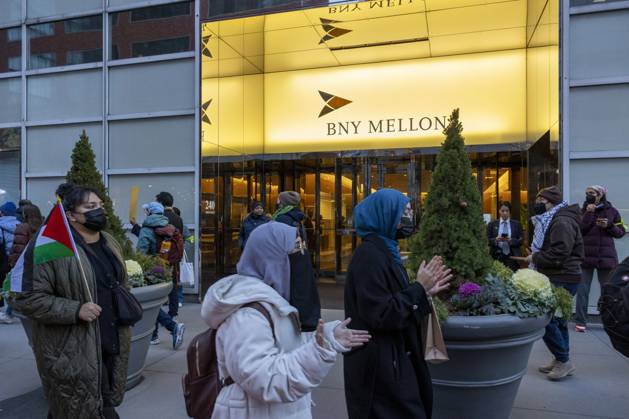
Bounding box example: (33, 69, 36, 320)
(182, 302, 275, 419)
(598, 256, 629, 357)
(154, 225, 184, 266)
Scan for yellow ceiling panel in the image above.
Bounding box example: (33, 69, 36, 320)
(333, 41, 431, 66)
(265, 49, 338, 73)
(303, 0, 426, 24)
(427, 0, 526, 37)
(263, 10, 313, 31)
(219, 32, 264, 58)
(425, 0, 489, 11)
(265, 26, 327, 55)
(430, 27, 526, 56)
(316, 13, 429, 49)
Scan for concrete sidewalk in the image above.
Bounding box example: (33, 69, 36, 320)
(1, 304, 628, 419)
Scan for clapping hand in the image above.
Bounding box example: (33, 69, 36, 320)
(315, 318, 372, 349)
(416, 256, 453, 296)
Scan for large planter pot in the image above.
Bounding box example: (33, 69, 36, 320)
(127, 281, 173, 390)
(429, 314, 550, 419)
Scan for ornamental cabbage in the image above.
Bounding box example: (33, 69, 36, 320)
(511, 269, 554, 302)
(125, 260, 143, 277)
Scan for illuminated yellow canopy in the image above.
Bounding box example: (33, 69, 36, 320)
(201, 0, 558, 157)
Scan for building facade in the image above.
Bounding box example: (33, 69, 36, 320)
(0, 0, 627, 313)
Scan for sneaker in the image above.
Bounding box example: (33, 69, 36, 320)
(547, 360, 576, 381)
(178, 302, 183, 308)
(575, 324, 586, 333)
(173, 323, 185, 350)
(150, 337, 161, 345)
(538, 358, 559, 374)
(0, 312, 14, 324)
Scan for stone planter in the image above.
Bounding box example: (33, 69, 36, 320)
(16, 281, 172, 391)
(127, 281, 173, 390)
(429, 314, 550, 419)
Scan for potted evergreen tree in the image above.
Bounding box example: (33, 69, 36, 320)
(17, 131, 172, 389)
(408, 110, 568, 419)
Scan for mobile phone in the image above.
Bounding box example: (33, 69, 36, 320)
(501, 233, 508, 238)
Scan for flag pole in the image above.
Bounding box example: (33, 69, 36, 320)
(58, 200, 94, 303)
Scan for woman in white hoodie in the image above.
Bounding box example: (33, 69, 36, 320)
(201, 222, 370, 419)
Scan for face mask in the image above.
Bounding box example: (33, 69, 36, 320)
(81, 208, 107, 232)
(395, 216, 415, 239)
(533, 202, 547, 215)
(585, 195, 596, 204)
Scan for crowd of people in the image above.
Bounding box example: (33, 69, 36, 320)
(0, 181, 626, 418)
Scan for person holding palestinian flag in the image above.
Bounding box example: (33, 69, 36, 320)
(5, 186, 132, 419)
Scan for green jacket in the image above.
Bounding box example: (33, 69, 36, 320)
(12, 232, 131, 419)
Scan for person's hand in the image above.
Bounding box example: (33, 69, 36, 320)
(315, 319, 326, 348)
(333, 318, 371, 348)
(79, 302, 102, 322)
(586, 204, 596, 213)
(417, 256, 453, 296)
(130, 217, 137, 226)
(525, 255, 533, 264)
(495, 236, 503, 242)
(597, 218, 609, 228)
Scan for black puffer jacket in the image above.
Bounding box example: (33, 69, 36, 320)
(533, 204, 585, 283)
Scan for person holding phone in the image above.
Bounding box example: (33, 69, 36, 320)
(487, 201, 524, 271)
(575, 185, 626, 333)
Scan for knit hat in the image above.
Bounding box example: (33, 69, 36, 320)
(142, 201, 164, 215)
(537, 186, 562, 205)
(0, 202, 17, 216)
(278, 191, 301, 207)
(589, 184, 608, 197)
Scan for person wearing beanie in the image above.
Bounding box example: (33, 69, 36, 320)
(574, 185, 626, 332)
(136, 201, 185, 350)
(239, 201, 271, 250)
(526, 186, 584, 381)
(273, 191, 307, 239)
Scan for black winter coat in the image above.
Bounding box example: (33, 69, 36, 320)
(238, 213, 271, 249)
(275, 208, 307, 242)
(344, 235, 433, 419)
(533, 204, 585, 283)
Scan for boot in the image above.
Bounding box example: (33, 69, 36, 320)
(547, 360, 576, 381)
(538, 358, 559, 374)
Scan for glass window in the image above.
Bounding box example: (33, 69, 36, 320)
(0, 78, 21, 123)
(1, 27, 22, 74)
(27, 0, 101, 20)
(110, 2, 194, 60)
(571, 0, 627, 5)
(109, 59, 194, 115)
(131, 2, 191, 21)
(26, 177, 65, 211)
(108, 173, 195, 224)
(108, 116, 195, 170)
(27, 124, 103, 173)
(0, 0, 21, 26)
(28, 16, 103, 69)
(0, 127, 21, 206)
(27, 69, 102, 121)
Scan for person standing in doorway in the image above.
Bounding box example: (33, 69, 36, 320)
(526, 186, 584, 381)
(136, 201, 185, 349)
(487, 201, 524, 271)
(239, 201, 271, 251)
(575, 185, 626, 332)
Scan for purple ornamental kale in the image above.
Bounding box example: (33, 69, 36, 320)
(458, 282, 482, 297)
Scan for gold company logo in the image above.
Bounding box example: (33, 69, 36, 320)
(318, 91, 352, 117)
(319, 18, 352, 44)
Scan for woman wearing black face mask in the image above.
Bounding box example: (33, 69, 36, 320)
(12, 186, 131, 419)
(344, 188, 452, 419)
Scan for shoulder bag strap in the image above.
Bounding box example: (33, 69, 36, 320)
(243, 302, 276, 341)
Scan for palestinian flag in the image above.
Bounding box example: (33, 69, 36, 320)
(3, 203, 78, 293)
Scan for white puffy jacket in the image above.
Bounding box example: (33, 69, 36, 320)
(201, 274, 346, 419)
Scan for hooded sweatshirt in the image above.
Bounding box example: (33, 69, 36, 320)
(201, 274, 346, 419)
(0, 215, 19, 256)
(136, 213, 169, 255)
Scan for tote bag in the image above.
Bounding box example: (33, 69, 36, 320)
(179, 250, 195, 287)
(422, 300, 449, 364)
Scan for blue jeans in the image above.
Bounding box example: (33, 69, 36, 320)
(543, 281, 579, 363)
(153, 309, 177, 339)
(177, 285, 184, 305)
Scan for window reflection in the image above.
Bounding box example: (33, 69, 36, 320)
(110, 1, 193, 60)
(0, 27, 22, 73)
(28, 16, 103, 69)
(0, 128, 21, 206)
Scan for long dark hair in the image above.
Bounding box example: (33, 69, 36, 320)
(62, 186, 101, 213)
(21, 205, 43, 234)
